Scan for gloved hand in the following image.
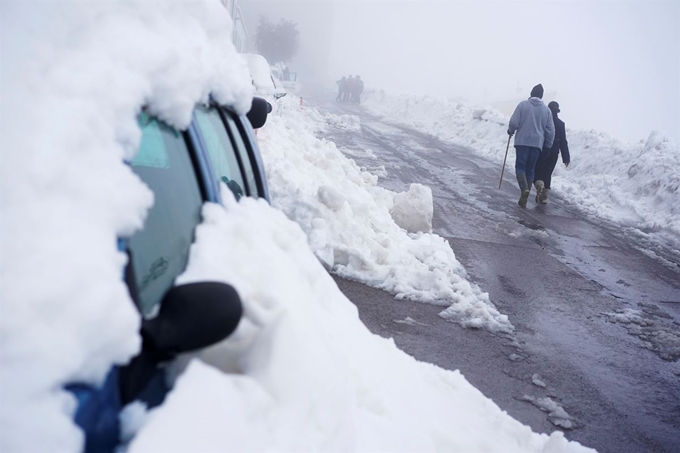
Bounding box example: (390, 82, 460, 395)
(507, 130, 514, 137)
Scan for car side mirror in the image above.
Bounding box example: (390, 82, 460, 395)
(142, 282, 242, 355)
(246, 97, 273, 129)
(119, 282, 242, 404)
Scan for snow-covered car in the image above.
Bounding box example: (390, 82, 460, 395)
(67, 101, 270, 453)
(240, 53, 287, 102)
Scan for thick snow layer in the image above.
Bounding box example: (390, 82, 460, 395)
(129, 192, 594, 452)
(241, 53, 277, 95)
(0, 1, 252, 451)
(363, 90, 680, 246)
(257, 96, 512, 333)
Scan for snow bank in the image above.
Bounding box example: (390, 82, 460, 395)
(257, 96, 512, 333)
(363, 90, 680, 244)
(128, 192, 594, 453)
(0, 1, 252, 451)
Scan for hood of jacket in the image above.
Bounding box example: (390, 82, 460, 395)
(528, 97, 545, 106)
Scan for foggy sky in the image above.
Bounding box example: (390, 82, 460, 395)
(241, 0, 679, 142)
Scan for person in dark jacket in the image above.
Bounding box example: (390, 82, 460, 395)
(507, 83, 555, 207)
(534, 101, 570, 204)
(343, 75, 355, 102)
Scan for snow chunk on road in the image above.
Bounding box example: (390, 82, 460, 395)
(258, 97, 512, 333)
(394, 317, 429, 327)
(324, 112, 361, 131)
(523, 395, 576, 430)
(532, 374, 548, 388)
(390, 183, 433, 233)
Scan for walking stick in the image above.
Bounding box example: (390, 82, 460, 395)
(498, 135, 511, 189)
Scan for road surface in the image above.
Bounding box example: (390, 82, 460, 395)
(305, 90, 680, 453)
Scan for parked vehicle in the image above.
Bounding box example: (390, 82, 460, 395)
(67, 100, 270, 453)
(241, 53, 287, 101)
(271, 62, 300, 93)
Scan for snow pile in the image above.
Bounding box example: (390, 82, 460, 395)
(390, 183, 434, 233)
(557, 130, 680, 237)
(363, 89, 680, 244)
(257, 95, 512, 333)
(128, 192, 594, 452)
(0, 1, 252, 451)
(323, 112, 362, 131)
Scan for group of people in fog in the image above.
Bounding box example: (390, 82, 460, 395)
(508, 83, 570, 207)
(336, 75, 364, 103)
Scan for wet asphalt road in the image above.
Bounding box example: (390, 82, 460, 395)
(304, 91, 680, 453)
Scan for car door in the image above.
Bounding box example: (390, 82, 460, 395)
(69, 111, 217, 453)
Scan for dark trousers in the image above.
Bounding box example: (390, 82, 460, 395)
(514, 145, 541, 185)
(534, 151, 559, 189)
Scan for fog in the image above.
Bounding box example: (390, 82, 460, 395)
(241, 0, 679, 143)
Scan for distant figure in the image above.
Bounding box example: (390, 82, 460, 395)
(336, 76, 347, 102)
(534, 101, 570, 204)
(344, 75, 355, 102)
(352, 75, 364, 103)
(507, 83, 555, 207)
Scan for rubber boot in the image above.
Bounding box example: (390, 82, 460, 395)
(539, 188, 550, 204)
(516, 174, 530, 207)
(534, 180, 545, 204)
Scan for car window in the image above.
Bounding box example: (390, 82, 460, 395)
(128, 113, 203, 315)
(221, 110, 260, 198)
(194, 105, 247, 200)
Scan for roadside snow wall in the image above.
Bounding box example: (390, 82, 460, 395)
(257, 96, 513, 333)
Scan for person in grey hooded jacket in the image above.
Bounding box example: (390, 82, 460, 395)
(507, 84, 555, 207)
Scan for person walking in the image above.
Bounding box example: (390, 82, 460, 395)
(336, 76, 347, 102)
(507, 84, 555, 207)
(344, 75, 355, 102)
(534, 101, 570, 204)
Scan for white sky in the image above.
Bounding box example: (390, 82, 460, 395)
(242, 0, 679, 142)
